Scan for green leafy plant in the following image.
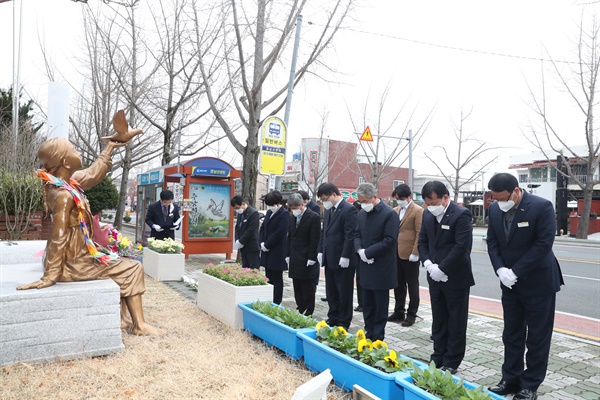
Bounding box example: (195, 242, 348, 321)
(315, 321, 410, 373)
(410, 361, 494, 400)
(202, 263, 268, 286)
(85, 176, 119, 214)
(147, 237, 185, 254)
(123, 215, 132, 223)
(251, 300, 317, 329)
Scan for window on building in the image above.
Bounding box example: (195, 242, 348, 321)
(519, 174, 528, 183)
(393, 180, 405, 189)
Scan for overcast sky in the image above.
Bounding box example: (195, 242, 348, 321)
(1, 0, 598, 182)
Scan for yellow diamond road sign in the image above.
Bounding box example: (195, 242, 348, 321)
(360, 126, 373, 142)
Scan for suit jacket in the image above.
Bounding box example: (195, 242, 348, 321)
(318, 199, 358, 270)
(354, 201, 399, 290)
(306, 200, 321, 216)
(487, 191, 564, 296)
(259, 206, 289, 271)
(418, 201, 474, 290)
(145, 201, 181, 240)
(235, 206, 260, 252)
(287, 208, 321, 280)
(394, 201, 424, 260)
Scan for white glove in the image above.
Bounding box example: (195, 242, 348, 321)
(339, 257, 349, 268)
(497, 267, 518, 289)
(429, 264, 448, 282)
(423, 259, 432, 268)
(409, 254, 419, 262)
(307, 260, 316, 267)
(285, 257, 290, 265)
(152, 224, 164, 232)
(170, 223, 179, 231)
(358, 249, 369, 263)
(366, 258, 374, 264)
(233, 240, 244, 250)
(317, 253, 323, 264)
(260, 242, 269, 252)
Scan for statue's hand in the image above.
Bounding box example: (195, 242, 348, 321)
(105, 141, 128, 150)
(17, 279, 55, 290)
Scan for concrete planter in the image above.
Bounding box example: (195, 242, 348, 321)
(196, 272, 272, 329)
(142, 247, 185, 281)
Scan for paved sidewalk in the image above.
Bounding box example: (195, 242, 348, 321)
(170, 254, 600, 400)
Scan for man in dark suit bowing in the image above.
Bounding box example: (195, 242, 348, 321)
(317, 182, 358, 329)
(418, 180, 474, 374)
(230, 195, 260, 269)
(259, 190, 289, 305)
(286, 193, 321, 316)
(354, 183, 399, 341)
(486, 173, 564, 400)
(145, 190, 181, 240)
(299, 190, 321, 215)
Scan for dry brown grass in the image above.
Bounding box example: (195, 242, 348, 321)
(0, 279, 351, 400)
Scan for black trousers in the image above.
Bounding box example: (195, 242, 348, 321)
(362, 288, 390, 341)
(501, 291, 556, 391)
(265, 269, 283, 305)
(324, 266, 355, 329)
(293, 278, 316, 316)
(241, 250, 260, 269)
(429, 284, 470, 369)
(393, 257, 420, 317)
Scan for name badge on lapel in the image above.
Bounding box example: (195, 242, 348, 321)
(441, 224, 450, 230)
(517, 222, 529, 228)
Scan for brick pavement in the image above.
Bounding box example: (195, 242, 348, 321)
(168, 254, 600, 400)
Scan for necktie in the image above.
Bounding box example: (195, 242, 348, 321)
(434, 217, 440, 234)
(296, 215, 301, 227)
(163, 205, 168, 222)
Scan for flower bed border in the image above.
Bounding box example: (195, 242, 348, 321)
(238, 302, 315, 360)
(196, 271, 272, 329)
(142, 247, 185, 281)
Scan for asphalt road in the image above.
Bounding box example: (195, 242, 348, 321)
(419, 236, 600, 320)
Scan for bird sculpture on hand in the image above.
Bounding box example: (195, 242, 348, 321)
(100, 110, 144, 143)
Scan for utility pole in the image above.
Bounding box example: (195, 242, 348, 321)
(283, 14, 302, 127)
(408, 129, 413, 192)
(177, 120, 182, 165)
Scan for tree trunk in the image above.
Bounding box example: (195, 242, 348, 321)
(241, 122, 260, 207)
(114, 146, 133, 231)
(576, 182, 593, 239)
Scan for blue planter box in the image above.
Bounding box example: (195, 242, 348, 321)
(238, 302, 316, 360)
(395, 374, 507, 400)
(297, 330, 413, 399)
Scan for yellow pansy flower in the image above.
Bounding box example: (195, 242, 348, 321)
(355, 329, 366, 342)
(316, 320, 328, 330)
(372, 340, 388, 350)
(357, 338, 370, 352)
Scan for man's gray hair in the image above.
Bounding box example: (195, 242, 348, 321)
(357, 183, 377, 198)
(288, 193, 304, 207)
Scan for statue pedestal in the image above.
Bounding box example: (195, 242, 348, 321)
(0, 243, 124, 366)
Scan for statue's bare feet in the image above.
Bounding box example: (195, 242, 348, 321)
(121, 320, 133, 332)
(131, 322, 165, 336)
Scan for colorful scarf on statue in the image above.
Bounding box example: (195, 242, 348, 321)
(36, 169, 119, 265)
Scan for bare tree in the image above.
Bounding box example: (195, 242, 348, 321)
(525, 17, 599, 239)
(425, 107, 501, 202)
(347, 83, 433, 190)
(194, 0, 356, 206)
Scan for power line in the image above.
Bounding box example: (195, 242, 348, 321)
(308, 23, 579, 65)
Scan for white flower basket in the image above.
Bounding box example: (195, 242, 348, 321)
(142, 247, 185, 281)
(196, 271, 272, 329)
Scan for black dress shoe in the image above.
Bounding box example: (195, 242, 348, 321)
(401, 316, 416, 327)
(354, 305, 363, 312)
(387, 312, 405, 322)
(440, 366, 457, 374)
(488, 380, 520, 396)
(513, 388, 537, 400)
(321, 297, 328, 302)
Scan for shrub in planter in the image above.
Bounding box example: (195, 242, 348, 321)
(251, 300, 317, 329)
(203, 263, 268, 286)
(123, 215, 132, 223)
(147, 237, 185, 254)
(410, 361, 496, 399)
